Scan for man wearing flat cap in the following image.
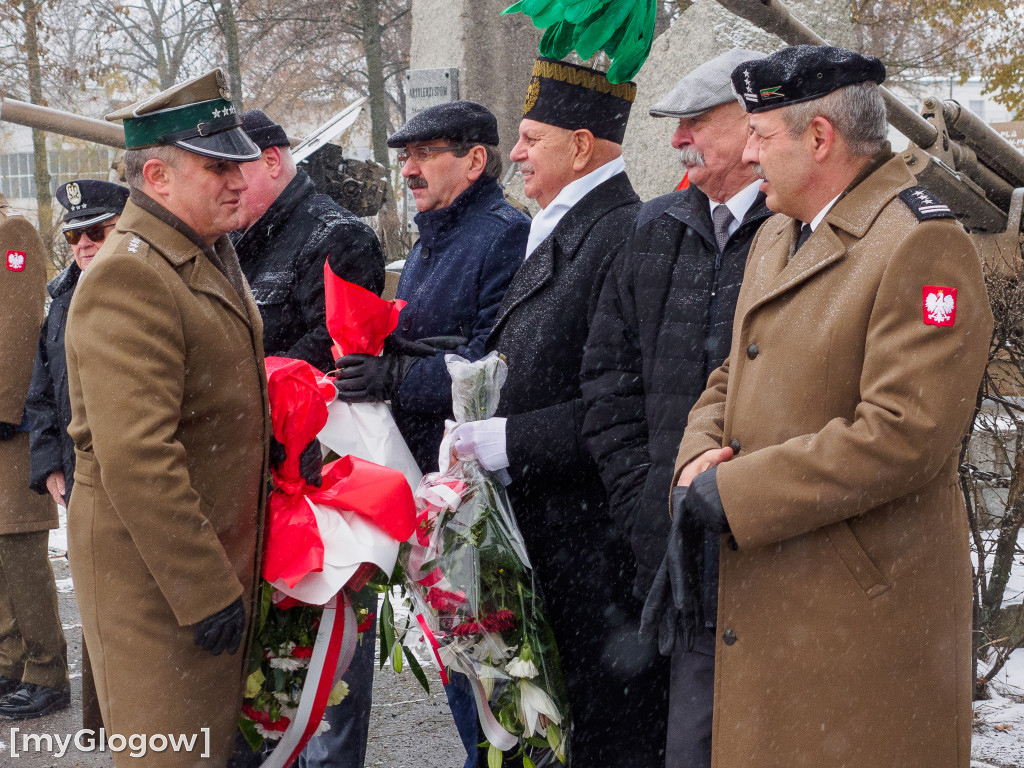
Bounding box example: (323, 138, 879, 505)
(0, 190, 68, 722)
(449, 59, 653, 766)
(234, 109, 385, 374)
(23, 180, 127, 727)
(644, 44, 993, 767)
(334, 99, 528, 768)
(65, 69, 270, 766)
(579, 47, 769, 768)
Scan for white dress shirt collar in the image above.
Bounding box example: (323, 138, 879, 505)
(707, 179, 763, 238)
(524, 155, 626, 259)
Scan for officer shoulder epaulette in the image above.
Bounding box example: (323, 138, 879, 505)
(898, 186, 955, 222)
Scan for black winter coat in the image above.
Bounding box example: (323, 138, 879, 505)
(27, 262, 81, 501)
(487, 172, 668, 767)
(394, 177, 528, 471)
(233, 170, 385, 371)
(581, 186, 772, 607)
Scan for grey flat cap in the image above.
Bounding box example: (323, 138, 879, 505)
(650, 48, 768, 118)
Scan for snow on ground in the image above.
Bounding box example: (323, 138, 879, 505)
(974, 649, 1024, 767)
(48, 503, 67, 556)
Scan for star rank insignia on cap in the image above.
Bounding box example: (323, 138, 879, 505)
(6, 250, 25, 271)
(923, 285, 957, 327)
(899, 187, 954, 221)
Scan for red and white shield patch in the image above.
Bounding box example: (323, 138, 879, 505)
(923, 285, 957, 327)
(5, 250, 25, 272)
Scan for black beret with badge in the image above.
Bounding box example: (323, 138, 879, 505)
(521, 57, 636, 144)
(105, 68, 261, 162)
(56, 179, 129, 231)
(387, 100, 500, 148)
(731, 45, 886, 114)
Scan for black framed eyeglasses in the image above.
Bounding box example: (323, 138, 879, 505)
(64, 223, 115, 245)
(397, 146, 466, 165)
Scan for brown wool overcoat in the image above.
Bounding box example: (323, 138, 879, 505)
(66, 199, 269, 767)
(675, 155, 993, 768)
(0, 195, 56, 533)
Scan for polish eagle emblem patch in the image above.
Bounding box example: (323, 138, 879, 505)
(923, 285, 956, 326)
(5, 250, 25, 271)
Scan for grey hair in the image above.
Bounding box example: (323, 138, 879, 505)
(123, 145, 183, 190)
(779, 82, 887, 157)
(452, 143, 503, 180)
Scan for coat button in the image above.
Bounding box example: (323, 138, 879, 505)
(729, 438, 740, 453)
(747, 343, 758, 359)
(723, 629, 737, 646)
(402, 317, 412, 331)
(727, 535, 738, 551)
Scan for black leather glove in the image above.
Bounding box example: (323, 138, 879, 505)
(333, 353, 401, 402)
(269, 436, 322, 487)
(298, 438, 323, 487)
(0, 422, 17, 441)
(193, 596, 245, 655)
(687, 467, 730, 534)
(640, 486, 702, 655)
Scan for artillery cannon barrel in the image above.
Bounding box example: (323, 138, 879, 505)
(937, 99, 1024, 189)
(0, 98, 125, 149)
(713, 0, 939, 150)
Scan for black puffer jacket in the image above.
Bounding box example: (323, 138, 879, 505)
(233, 170, 385, 371)
(581, 185, 771, 605)
(27, 262, 81, 500)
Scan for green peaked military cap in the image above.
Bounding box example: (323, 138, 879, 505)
(105, 69, 261, 162)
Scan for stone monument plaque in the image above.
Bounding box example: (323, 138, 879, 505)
(405, 68, 460, 119)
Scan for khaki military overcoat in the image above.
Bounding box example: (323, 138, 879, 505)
(66, 199, 269, 766)
(675, 155, 993, 768)
(0, 195, 56, 533)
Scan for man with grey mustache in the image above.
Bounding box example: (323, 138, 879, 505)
(580, 47, 769, 768)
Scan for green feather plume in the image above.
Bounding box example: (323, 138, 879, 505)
(502, 0, 656, 83)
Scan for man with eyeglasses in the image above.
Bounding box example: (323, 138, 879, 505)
(0, 187, 70, 722)
(18, 180, 126, 726)
(334, 100, 528, 768)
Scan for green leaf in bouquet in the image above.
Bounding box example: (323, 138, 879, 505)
(401, 644, 431, 693)
(237, 717, 264, 752)
(522, 755, 537, 768)
(487, 744, 504, 768)
(273, 668, 286, 692)
(379, 592, 396, 670)
(391, 641, 404, 672)
(244, 669, 265, 699)
(524, 736, 548, 749)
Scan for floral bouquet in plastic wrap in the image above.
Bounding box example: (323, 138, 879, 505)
(240, 356, 416, 768)
(402, 352, 571, 767)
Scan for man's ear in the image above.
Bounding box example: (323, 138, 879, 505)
(264, 146, 283, 178)
(141, 157, 173, 195)
(570, 129, 596, 172)
(807, 116, 836, 163)
(465, 145, 487, 183)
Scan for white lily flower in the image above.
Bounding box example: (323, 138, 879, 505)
(505, 656, 539, 679)
(518, 679, 561, 737)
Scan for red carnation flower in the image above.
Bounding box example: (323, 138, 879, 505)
(242, 704, 291, 732)
(480, 609, 516, 632)
(426, 587, 467, 612)
(357, 612, 376, 634)
(291, 646, 314, 659)
(451, 620, 482, 636)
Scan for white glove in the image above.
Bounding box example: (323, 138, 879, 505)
(452, 418, 509, 472)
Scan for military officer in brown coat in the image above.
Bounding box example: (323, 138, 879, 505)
(0, 194, 68, 719)
(66, 70, 269, 766)
(643, 46, 994, 767)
